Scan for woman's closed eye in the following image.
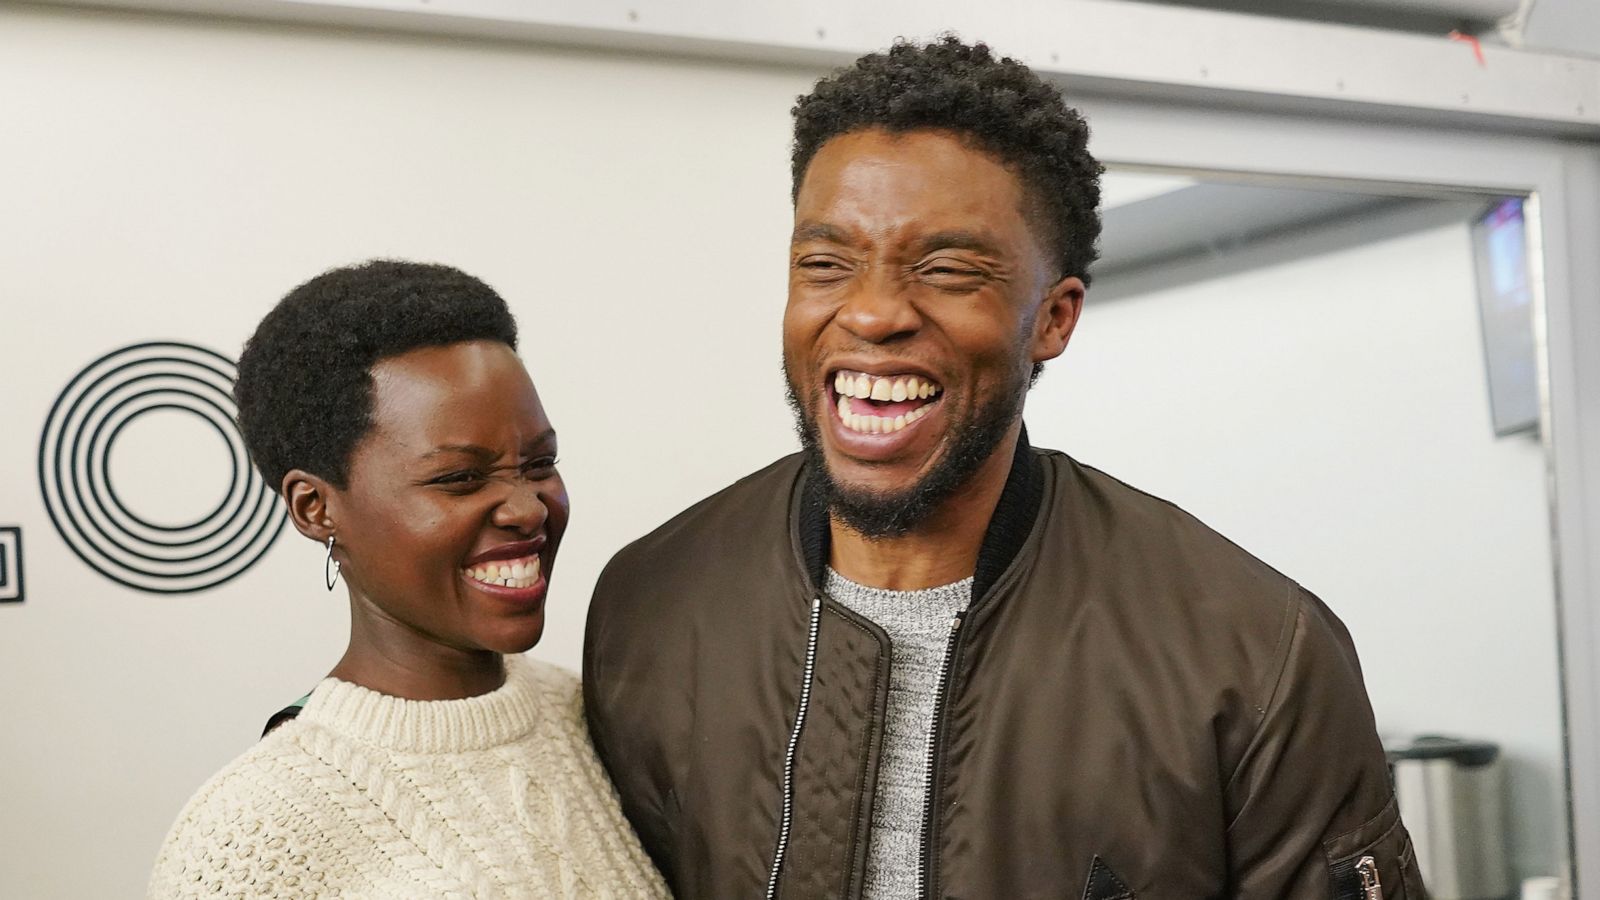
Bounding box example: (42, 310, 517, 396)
(520, 457, 559, 477)
(426, 455, 557, 490)
(430, 469, 488, 490)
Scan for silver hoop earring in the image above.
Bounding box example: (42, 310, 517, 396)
(325, 535, 341, 591)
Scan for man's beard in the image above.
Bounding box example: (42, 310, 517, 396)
(784, 364, 1027, 539)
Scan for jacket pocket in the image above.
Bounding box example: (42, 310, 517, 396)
(1325, 796, 1426, 899)
(1081, 855, 1136, 900)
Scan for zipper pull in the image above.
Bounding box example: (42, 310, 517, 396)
(1355, 855, 1382, 900)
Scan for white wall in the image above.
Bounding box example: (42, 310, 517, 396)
(1031, 221, 1566, 882)
(0, 4, 1568, 896)
(0, 7, 811, 897)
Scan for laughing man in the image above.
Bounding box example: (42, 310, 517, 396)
(585, 37, 1424, 900)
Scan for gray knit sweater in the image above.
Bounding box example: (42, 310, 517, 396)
(826, 569, 974, 899)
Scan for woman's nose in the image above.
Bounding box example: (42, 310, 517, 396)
(493, 480, 549, 534)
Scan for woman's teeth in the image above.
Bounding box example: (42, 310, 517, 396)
(463, 555, 541, 589)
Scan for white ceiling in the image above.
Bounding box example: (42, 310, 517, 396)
(1100, 171, 1198, 209)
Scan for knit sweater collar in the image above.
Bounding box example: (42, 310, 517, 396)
(297, 655, 544, 754)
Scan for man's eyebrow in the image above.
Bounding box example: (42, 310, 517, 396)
(915, 229, 1004, 257)
(791, 222, 852, 244)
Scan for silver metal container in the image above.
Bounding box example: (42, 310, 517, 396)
(1387, 735, 1511, 900)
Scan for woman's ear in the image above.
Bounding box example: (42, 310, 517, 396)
(282, 469, 339, 544)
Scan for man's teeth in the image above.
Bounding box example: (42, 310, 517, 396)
(463, 555, 542, 589)
(836, 395, 934, 433)
(832, 371, 941, 401)
(830, 371, 942, 435)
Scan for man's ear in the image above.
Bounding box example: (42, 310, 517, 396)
(1030, 275, 1085, 366)
(282, 469, 340, 544)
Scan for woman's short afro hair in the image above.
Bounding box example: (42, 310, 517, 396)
(791, 36, 1103, 284)
(235, 260, 518, 492)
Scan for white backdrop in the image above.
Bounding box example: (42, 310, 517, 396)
(1034, 221, 1564, 882)
(0, 4, 1565, 896)
(0, 8, 808, 896)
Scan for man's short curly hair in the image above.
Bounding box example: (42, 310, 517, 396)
(791, 36, 1103, 285)
(235, 260, 518, 492)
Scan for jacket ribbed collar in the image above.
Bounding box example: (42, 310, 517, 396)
(797, 424, 1045, 601)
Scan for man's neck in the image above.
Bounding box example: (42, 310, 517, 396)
(829, 424, 1021, 591)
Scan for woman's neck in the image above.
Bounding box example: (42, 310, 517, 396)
(330, 595, 506, 701)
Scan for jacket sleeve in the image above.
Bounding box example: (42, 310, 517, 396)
(583, 555, 678, 883)
(1224, 588, 1427, 899)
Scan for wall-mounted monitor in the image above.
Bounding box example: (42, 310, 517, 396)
(1471, 198, 1540, 437)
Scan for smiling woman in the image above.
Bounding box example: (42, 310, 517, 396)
(146, 261, 668, 899)
(312, 339, 565, 681)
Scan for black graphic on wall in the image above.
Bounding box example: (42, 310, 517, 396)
(38, 342, 286, 594)
(0, 526, 22, 603)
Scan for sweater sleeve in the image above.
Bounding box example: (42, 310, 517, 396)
(147, 752, 346, 899)
(1223, 588, 1426, 898)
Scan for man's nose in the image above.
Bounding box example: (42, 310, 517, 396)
(835, 273, 921, 343)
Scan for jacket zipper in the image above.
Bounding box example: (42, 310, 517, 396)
(1356, 855, 1382, 900)
(916, 611, 966, 900)
(765, 597, 824, 900)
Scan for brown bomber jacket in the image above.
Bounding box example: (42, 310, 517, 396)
(584, 434, 1425, 899)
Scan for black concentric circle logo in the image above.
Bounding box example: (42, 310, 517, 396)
(38, 341, 286, 594)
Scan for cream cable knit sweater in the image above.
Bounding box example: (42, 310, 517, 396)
(148, 657, 668, 899)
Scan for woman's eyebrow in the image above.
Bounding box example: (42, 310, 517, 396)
(422, 429, 558, 460)
(523, 429, 558, 451)
(422, 444, 497, 461)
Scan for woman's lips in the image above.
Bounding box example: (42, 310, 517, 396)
(462, 554, 541, 589)
(461, 554, 546, 609)
(463, 538, 543, 567)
